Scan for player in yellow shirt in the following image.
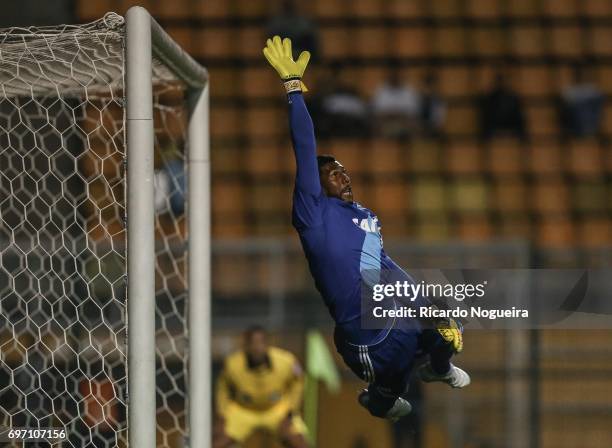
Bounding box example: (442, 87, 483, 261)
(213, 326, 308, 448)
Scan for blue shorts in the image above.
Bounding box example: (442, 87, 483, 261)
(334, 326, 451, 396)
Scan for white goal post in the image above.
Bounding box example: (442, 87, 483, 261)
(0, 6, 210, 447)
(126, 7, 210, 448)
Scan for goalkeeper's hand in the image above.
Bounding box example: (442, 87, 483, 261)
(436, 318, 463, 353)
(263, 35, 311, 93)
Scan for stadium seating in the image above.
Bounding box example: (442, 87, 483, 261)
(511, 26, 545, 57)
(395, 27, 429, 57)
(493, 179, 527, 214)
(470, 28, 505, 57)
(438, 66, 473, 97)
(546, 1, 577, 18)
(387, 0, 424, 18)
(75, 0, 612, 250)
(411, 178, 447, 216)
(431, 26, 465, 57)
(430, 0, 463, 18)
(445, 143, 480, 175)
(584, 0, 612, 16)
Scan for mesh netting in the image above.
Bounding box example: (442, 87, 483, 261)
(0, 12, 189, 447)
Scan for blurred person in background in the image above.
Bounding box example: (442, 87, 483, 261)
(310, 64, 370, 138)
(558, 64, 604, 139)
(263, 36, 469, 424)
(419, 72, 446, 138)
(153, 142, 186, 216)
(478, 71, 527, 141)
(153, 158, 185, 216)
(267, 0, 320, 63)
(371, 66, 420, 138)
(213, 325, 308, 448)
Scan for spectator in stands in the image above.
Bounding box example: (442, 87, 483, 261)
(558, 65, 604, 139)
(267, 0, 320, 63)
(310, 65, 370, 138)
(478, 72, 527, 141)
(419, 72, 446, 138)
(371, 68, 420, 138)
(153, 147, 185, 216)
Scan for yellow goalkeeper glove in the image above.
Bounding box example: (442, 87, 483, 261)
(263, 35, 311, 93)
(436, 318, 463, 353)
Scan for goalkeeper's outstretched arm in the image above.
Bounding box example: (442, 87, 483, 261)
(287, 92, 319, 196)
(263, 36, 318, 196)
(263, 36, 325, 230)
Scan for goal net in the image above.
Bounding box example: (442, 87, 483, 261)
(0, 10, 209, 447)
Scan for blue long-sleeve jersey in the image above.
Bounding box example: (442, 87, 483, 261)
(288, 92, 424, 345)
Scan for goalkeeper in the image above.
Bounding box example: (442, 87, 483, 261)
(263, 36, 470, 422)
(213, 326, 307, 448)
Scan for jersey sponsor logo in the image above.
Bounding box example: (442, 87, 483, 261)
(353, 216, 380, 234)
(354, 215, 384, 248)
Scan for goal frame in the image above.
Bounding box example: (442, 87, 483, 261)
(125, 6, 210, 447)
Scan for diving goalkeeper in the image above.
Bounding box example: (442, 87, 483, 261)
(263, 36, 470, 422)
